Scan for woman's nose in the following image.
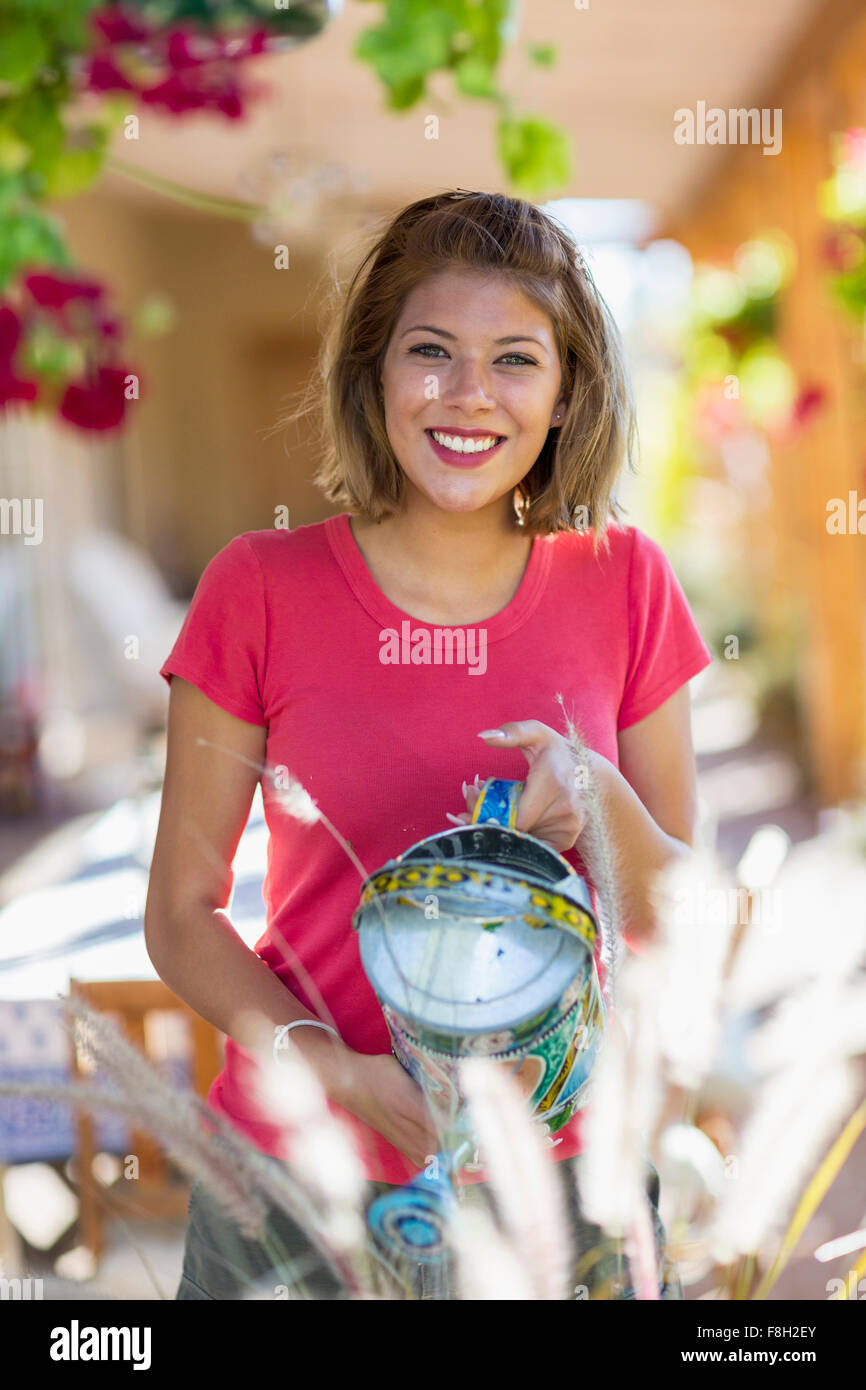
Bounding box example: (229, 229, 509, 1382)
(441, 357, 496, 411)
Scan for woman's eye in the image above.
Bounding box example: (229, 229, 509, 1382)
(408, 344, 536, 366)
(408, 343, 448, 359)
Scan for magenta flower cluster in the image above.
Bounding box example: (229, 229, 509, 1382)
(0, 270, 136, 431)
(83, 3, 272, 121)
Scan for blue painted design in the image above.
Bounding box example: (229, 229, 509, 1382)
(367, 1161, 456, 1264)
(471, 777, 523, 829)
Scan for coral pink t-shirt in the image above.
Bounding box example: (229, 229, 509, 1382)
(159, 513, 712, 1185)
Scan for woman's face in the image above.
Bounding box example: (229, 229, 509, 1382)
(380, 268, 568, 521)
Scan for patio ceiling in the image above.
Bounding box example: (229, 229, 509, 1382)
(95, 0, 821, 244)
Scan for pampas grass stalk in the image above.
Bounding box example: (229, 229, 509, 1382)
(751, 1094, 866, 1300)
(245, 1026, 371, 1273)
(626, 1191, 661, 1301)
(458, 1058, 573, 1299)
(649, 851, 736, 1092)
(450, 1203, 536, 1300)
(554, 692, 623, 995)
(57, 994, 375, 1294)
(0, 1075, 267, 1239)
(708, 1056, 860, 1275)
(577, 954, 664, 1239)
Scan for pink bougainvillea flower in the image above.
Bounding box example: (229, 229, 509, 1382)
(140, 73, 209, 115)
(80, 7, 272, 120)
(841, 127, 866, 171)
(789, 384, 827, 430)
(85, 52, 138, 93)
(694, 380, 743, 442)
(0, 303, 38, 407)
(23, 271, 104, 311)
(215, 88, 244, 120)
(59, 365, 131, 431)
(90, 4, 152, 45)
(768, 383, 828, 444)
(141, 68, 248, 120)
(0, 364, 38, 408)
(0, 301, 24, 358)
(820, 228, 865, 273)
(244, 30, 269, 59)
(166, 27, 210, 70)
(94, 313, 122, 340)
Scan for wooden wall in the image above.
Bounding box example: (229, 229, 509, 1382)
(663, 0, 866, 806)
(58, 192, 335, 589)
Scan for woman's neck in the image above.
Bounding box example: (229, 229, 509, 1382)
(349, 498, 534, 626)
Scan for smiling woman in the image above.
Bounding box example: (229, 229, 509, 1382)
(306, 191, 636, 541)
(148, 189, 710, 1300)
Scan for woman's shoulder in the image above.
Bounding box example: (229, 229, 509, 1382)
(545, 518, 640, 570)
(213, 517, 336, 573)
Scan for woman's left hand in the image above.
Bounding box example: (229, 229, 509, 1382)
(448, 720, 596, 852)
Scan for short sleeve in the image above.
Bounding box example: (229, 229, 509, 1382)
(618, 528, 712, 731)
(159, 535, 267, 726)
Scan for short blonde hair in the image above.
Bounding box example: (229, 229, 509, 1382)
(286, 190, 637, 541)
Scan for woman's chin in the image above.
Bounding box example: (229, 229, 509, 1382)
(408, 477, 518, 517)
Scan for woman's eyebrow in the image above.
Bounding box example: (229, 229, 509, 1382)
(399, 324, 548, 350)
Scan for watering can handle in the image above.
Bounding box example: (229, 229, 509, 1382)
(470, 777, 524, 829)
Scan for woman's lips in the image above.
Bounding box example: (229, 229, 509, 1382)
(424, 429, 506, 468)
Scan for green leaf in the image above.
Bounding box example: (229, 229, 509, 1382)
(451, 0, 510, 65)
(131, 293, 176, 338)
(355, 5, 457, 88)
(21, 323, 85, 381)
(51, 5, 101, 52)
(497, 114, 572, 198)
(454, 54, 498, 99)
(0, 125, 30, 174)
(527, 43, 556, 67)
(0, 19, 49, 87)
(386, 75, 425, 110)
(90, 96, 131, 133)
(0, 212, 70, 291)
(7, 89, 64, 165)
(40, 142, 104, 198)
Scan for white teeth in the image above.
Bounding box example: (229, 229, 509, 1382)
(430, 430, 501, 454)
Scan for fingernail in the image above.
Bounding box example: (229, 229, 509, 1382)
(478, 729, 506, 739)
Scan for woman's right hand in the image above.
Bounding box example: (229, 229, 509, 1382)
(336, 1051, 440, 1170)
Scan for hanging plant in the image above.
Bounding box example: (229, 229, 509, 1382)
(354, 0, 571, 198)
(684, 232, 825, 447)
(0, 0, 570, 430)
(819, 127, 866, 325)
(0, 168, 174, 430)
(78, 0, 339, 120)
(0, 256, 139, 430)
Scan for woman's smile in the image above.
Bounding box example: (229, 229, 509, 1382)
(424, 427, 507, 467)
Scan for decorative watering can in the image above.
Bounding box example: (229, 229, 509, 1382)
(352, 777, 606, 1268)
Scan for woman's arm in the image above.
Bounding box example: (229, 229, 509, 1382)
(467, 684, 701, 947)
(597, 683, 700, 945)
(145, 676, 438, 1165)
(145, 676, 318, 1058)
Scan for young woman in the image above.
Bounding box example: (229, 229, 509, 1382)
(145, 189, 712, 1300)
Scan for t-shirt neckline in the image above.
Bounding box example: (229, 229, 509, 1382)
(325, 511, 552, 642)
